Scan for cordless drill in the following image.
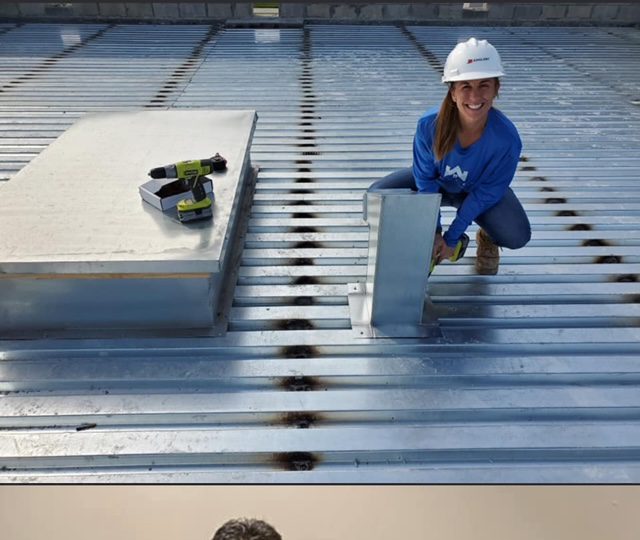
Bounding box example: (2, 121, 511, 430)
(429, 233, 469, 276)
(148, 154, 227, 222)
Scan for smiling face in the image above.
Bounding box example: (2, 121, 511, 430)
(450, 78, 499, 129)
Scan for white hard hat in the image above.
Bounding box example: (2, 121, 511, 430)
(442, 37, 504, 83)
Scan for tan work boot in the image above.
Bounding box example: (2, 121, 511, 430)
(475, 229, 500, 275)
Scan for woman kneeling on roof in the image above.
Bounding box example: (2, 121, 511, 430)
(369, 37, 531, 275)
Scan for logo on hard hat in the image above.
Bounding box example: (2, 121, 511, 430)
(467, 57, 490, 64)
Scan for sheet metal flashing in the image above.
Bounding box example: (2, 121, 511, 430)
(0, 22, 639, 483)
(348, 191, 442, 338)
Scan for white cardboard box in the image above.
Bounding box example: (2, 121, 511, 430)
(138, 176, 214, 211)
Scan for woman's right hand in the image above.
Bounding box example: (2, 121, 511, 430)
(432, 232, 446, 264)
(433, 233, 456, 264)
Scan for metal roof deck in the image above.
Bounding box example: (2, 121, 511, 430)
(0, 22, 639, 483)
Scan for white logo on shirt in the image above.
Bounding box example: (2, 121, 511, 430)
(444, 165, 469, 183)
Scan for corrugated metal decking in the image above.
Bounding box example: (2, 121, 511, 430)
(0, 23, 639, 482)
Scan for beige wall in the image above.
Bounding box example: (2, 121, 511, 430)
(1, 486, 640, 540)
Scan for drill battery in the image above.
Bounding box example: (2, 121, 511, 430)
(177, 196, 213, 222)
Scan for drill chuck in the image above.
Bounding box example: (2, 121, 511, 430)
(148, 165, 176, 179)
(210, 153, 227, 171)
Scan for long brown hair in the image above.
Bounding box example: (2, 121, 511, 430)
(433, 78, 500, 161)
(433, 85, 458, 162)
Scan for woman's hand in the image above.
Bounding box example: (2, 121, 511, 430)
(432, 233, 456, 265)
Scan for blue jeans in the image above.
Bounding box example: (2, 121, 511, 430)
(368, 167, 531, 249)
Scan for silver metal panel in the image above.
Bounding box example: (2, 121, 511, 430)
(1, 423, 639, 459)
(348, 191, 441, 337)
(0, 275, 216, 332)
(2, 465, 637, 484)
(3, 386, 640, 423)
(0, 23, 639, 482)
(0, 109, 257, 274)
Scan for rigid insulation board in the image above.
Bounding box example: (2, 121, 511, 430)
(0, 109, 257, 332)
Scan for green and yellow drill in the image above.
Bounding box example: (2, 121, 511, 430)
(148, 153, 226, 222)
(429, 233, 469, 275)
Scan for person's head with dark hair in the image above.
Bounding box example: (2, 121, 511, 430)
(212, 518, 281, 540)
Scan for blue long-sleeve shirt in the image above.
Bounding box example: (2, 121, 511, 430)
(413, 106, 522, 247)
